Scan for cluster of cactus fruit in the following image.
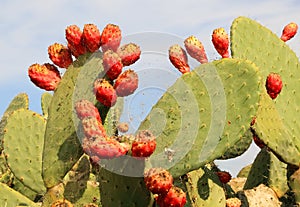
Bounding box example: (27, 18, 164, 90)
(1, 16, 300, 207)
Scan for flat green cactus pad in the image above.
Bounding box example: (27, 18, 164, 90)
(3, 109, 46, 194)
(43, 53, 95, 188)
(244, 148, 288, 198)
(0, 93, 29, 151)
(139, 58, 261, 177)
(231, 16, 300, 166)
(0, 182, 39, 207)
(41, 92, 53, 118)
(184, 167, 226, 207)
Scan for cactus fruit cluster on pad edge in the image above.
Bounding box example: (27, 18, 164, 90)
(1, 16, 300, 207)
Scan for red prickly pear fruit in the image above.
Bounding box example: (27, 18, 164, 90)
(184, 35, 208, 64)
(94, 79, 117, 107)
(48, 43, 73, 68)
(212, 28, 230, 58)
(216, 171, 232, 184)
(65, 25, 87, 58)
(74, 99, 102, 123)
(82, 136, 129, 159)
(82, 23, 101, 52)
(102, 50, 123, 80)
(131, 130, 156, 158)
(100, 23, 122, 52)
(265, 73, 283, 99)
(168, 44, 190, 74)
(144, 168, 173, 194)
(117, 43, 141, 66)
(281, 22, 298, 42)
(156, 186, 187, 207)
(114, 69, 138, 97)
(28, 63, 61, 91)
(67, 42, 87, 58)
(81, 116, 106, 139)
(66, 24, 83, 46)
(226, 197, 242, 207)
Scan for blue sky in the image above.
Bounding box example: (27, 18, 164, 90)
(1, 0, 300, 176)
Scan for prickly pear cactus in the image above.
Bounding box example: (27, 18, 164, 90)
(231, 16, 300, 166)
(243, 147, 288, 198)
(97, 167, 152, 207)
(0, 93, 29, 151)
(2, 109, 46, 194)
(0, 182, 39, 207)
(41, 92, 53, 118)
(139, 58, 261, 177)
(183, 166, 226, 207)
(3, 17, 300, 207)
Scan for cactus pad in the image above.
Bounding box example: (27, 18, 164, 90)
(243, 148, 288, 198)
(139, 58, 261, 177)
(231, 16, 300, 166)
(3, 109, 46, 193)
(0, 181, 39, 206)
(184, 167, 226, 207)
(0, 93, 29, 151)
(41, 92, 53, 118)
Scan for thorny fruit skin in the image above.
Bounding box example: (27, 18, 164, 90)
(144, 168, 173, 194)
(226, 197, 242, 207)
(81, 116, 107, 139)
(75, 99, 102, 123)
(66, 24, 82, 45)
(28, 63, 61, 91)
(82, 23, 101, 52)
(114, 69, 139, 97)
(184, 35, 208, 64)
(65, 24, 87, 58)
(82, 136, 129, 159)
(265, 72, 283, 99)
(281, 22, 298, 42)
(168, 44, 190, 74)
(50, 199, 74, 207)
(102, 49, 123, 80)
(100, 23, 122, 52)
(48, 43, 73, 68)
(117, 43, 141, 66)
(94, 79, 117, 107)
(131, 130, 156, 158)
(156, 186, 187, 207)
(212, 28, 230, 58)
(216, 171, 232, 184)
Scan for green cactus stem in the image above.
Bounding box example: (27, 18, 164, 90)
(43, 51, 124, 188)
(183, 166, 226, 207)
(0, 93, 29, 151)
(41, 92, 53, 118)
(72, 173, 101, 207)
(139, 58, 261, 177)
(96, 167, 152, 207)
(2, 109, 46, 194)
(231, 16, 300, 166)
(0, 182, 40, 207)
(42, 53, 94, 188)
(63, 154, 91, 204)
(243, 147, 288, 198)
